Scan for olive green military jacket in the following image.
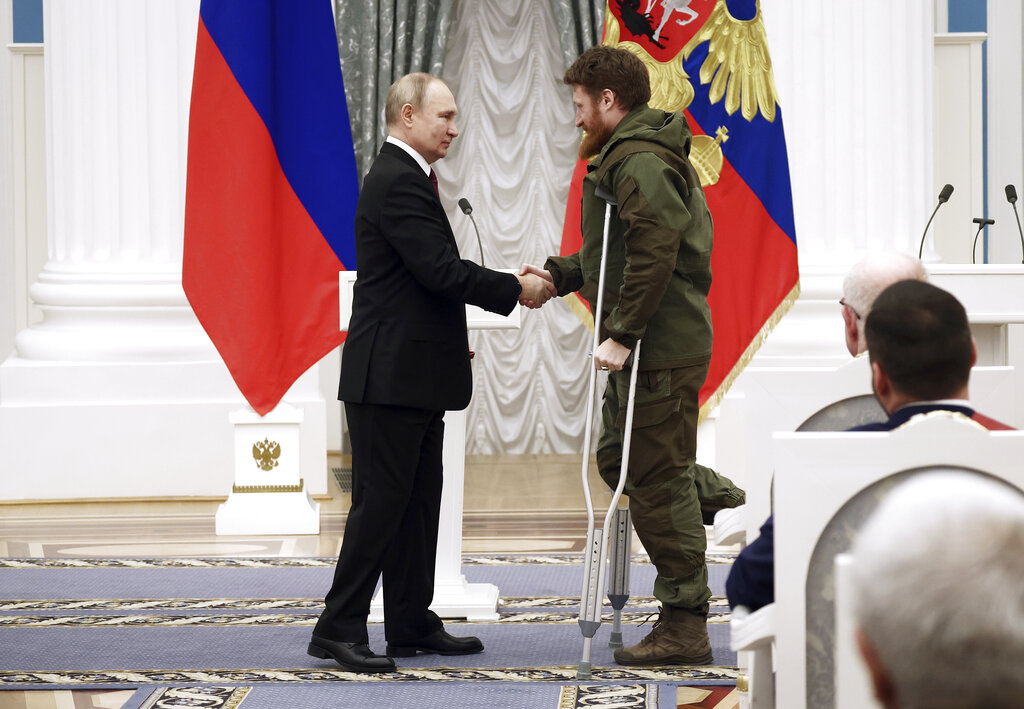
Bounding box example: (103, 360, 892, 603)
(546, 105, 713, 371)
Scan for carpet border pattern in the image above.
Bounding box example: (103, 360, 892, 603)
(559, 683, 658, 708)
(0, 609, 731, 628)
(137, 685, 251, 709)
(0, 666, 739, 687)
(0, 553, 736, 569)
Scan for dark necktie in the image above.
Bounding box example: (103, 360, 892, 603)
(429, 169, 439, 196)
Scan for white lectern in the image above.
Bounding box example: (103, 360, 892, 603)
(338, 272, 521, 620)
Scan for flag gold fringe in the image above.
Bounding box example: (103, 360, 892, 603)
(698, 279, 801, 424)
(565, 292, 595, 333)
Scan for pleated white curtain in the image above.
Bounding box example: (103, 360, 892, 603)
(436, 0, 598, 454)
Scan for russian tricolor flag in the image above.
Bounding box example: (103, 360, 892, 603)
(183, 0, 358, 416)
(560, 0, 799, 421)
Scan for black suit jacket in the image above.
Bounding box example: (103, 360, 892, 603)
(339, 142, 520, 411)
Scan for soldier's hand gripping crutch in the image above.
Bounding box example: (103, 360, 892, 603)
(576, 185, 640, 680)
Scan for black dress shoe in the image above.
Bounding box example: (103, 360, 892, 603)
(307, 636, 396, 673)
(386, 628, 484, 657)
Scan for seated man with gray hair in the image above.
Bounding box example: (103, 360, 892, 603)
(726, 278, 1008, 611)
(849, 472, 1024, 709)
(840, 251, 927, 356)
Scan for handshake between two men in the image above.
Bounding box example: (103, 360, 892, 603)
(514, 263, 556, 310)
(514, 262, 633, 373)
(311, 51, 720, 675)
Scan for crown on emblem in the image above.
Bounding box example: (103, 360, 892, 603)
(689, 126, 729, 187)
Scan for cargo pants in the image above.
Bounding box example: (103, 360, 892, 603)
(596, 362, 733, 610)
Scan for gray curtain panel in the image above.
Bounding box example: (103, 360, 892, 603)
(550, 0, 606, 68)
(335, 0, 456, 181)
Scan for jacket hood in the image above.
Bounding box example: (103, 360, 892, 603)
(591, 105, 693, 169)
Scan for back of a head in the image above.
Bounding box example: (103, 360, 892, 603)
(563, 46, 651, 112)
(865, 280, 972, 400)
(850, 473, 1024, 708)
(843, 251, 928, 320)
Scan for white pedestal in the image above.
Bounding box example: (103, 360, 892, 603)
(216, 403, 320, 536)
(215, 489, 320, 536)
(341, 271, 516, 620)
(369, 407, 499, 621)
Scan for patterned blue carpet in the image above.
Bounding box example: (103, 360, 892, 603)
(0, 555, 738, 708)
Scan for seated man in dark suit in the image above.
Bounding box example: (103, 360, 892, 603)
(726, 279, 1012, 610)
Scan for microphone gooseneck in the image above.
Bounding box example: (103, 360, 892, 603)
(971, 217, 995, 264)
(1006, 185, 1024, 264)
(458, 197, 485, 268)
(918, 184, 954, 259)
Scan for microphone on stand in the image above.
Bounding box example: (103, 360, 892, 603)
(458, 198, 486, 268)
(918, 183, 955, 259)
(1006, 185, 1024, 264)
(971, 217, 995, 264)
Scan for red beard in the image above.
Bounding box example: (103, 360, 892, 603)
(578, 122, 615, 160)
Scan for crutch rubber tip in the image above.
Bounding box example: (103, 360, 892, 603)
(576, 663, 592, 680)
(608, 631, 623, 648)
(608, 594, 629, 610)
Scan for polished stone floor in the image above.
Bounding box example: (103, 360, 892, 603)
(0, 454, 737, 709)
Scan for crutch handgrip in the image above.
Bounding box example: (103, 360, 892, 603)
(594, 184, 617, 204)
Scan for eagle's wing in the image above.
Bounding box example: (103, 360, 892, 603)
(682, 0, 779, 122)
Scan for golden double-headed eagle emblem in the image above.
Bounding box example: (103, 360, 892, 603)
(252, 438, 281, 471)
(605, 0, 779, 186)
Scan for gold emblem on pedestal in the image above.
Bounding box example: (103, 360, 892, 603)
(690, 126, 729, 187)
(252, 438, 281, 471)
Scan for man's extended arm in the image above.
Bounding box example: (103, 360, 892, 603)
(381, 173, 552, 311)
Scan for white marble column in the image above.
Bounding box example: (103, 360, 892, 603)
(0, 1, 328, 502)
(16, 1, 210, 363)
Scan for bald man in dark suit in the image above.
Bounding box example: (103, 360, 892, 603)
(308, 73, 554, 673)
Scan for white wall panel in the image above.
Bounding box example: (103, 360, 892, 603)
(1, 0, 14, 360)
(986, 1, 1024, 265)
(762, 0, 934, 266)
(9, 44, 46, 336)
(933, 33, 986, 264)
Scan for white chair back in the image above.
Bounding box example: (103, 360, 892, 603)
(730, 603, 777, 709)
(833, 553, 879, 709)
(738, 359, 1015, 540)
(771, 414, 1024, 709)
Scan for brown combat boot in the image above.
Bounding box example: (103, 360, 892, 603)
(613, 604, 714, 666)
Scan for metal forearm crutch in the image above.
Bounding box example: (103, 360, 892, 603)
(577, 186, 640, 679)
